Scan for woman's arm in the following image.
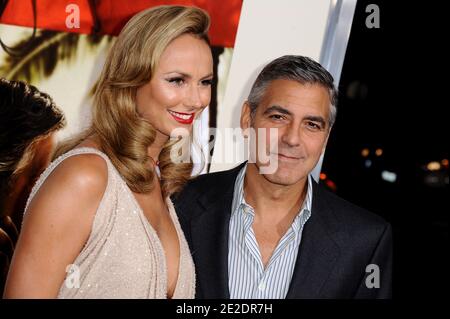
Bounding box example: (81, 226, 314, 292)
(3, 154, 107, 298)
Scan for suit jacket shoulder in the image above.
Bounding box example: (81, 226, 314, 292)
(173, 163, 243, 220)
(305, 183, 392, 298)
(313, 183, 389, 238)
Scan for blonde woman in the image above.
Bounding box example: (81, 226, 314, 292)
(4, 5, 213, 299)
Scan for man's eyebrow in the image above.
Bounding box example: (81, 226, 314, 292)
(263, 105, 292, 116)
(304, 115, 326, 127)
(263, 106, 327, 127)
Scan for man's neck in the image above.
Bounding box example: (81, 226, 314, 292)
(243, 163, 308, 223)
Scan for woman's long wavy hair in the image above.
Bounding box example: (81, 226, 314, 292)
(54, 5, 210, 198)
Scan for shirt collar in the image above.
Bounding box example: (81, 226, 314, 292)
(231, 163, 313, 232)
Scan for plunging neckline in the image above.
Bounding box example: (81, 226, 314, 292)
(126, 189, 182, 299)
(74, 146, 182, 298)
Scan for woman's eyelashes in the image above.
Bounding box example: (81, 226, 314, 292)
(201, 78, 213, 86)
(166, 77, 185, 86)
(165, 76, 213, 87)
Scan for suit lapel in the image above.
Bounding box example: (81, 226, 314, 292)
(189, 164, 245, 298)
(286, 182, 341, 298)
(187, 166, 342, 299)
(190, 189, 233, 298)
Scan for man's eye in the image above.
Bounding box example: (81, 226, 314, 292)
(167, 78, 185, 86)
(269, 114, 284, 121)
(306, 121, 321, 130)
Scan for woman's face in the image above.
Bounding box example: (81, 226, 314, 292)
(136, 33, 213, 137)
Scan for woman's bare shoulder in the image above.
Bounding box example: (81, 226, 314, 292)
(3, 150, 110, 298)
(49, 151, 108, 193)
(25, 149, 109, 225)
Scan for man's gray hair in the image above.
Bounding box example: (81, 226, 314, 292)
(247, 55, 338, 127)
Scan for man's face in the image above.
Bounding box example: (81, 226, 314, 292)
(241, 79, 331, 186)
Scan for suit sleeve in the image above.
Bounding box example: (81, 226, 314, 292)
(354, 223, 393, 299)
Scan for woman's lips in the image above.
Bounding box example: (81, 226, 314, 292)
(168, 110, 195, 124)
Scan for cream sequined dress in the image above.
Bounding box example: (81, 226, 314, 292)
(24, 147, 196, 299)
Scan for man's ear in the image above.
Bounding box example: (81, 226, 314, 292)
(240, 101, 252, 136)
(322, 128, 331, 154)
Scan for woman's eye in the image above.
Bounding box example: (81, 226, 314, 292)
(201, 79, 213, 86)
(167, 78, 185, 86)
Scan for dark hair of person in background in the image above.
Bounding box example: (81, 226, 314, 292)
(0, 77, 65, 295)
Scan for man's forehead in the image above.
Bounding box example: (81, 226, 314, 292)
(259, 79, 330, 115)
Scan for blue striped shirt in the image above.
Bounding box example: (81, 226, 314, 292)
(228, 164, 313, 299)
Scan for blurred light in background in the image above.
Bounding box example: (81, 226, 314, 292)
(361, 148, 369, 157)
(381, 170, 397, 183)
(325, 179, 337, 192)
(375, 148, 383, 156)
(427, 161, 441, 171)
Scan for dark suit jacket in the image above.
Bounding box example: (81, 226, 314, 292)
(173, 163, 392, 299)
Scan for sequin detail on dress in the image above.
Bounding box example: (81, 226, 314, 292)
(24, 147, 195, 299)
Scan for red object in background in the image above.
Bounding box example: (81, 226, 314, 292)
(0, 0, 242, 47)
(325, 179, 337, 192)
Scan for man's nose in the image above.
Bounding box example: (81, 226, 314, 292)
(281, 123, 301, 147)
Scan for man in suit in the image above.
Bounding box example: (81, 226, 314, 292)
(174, 55, 392, 299)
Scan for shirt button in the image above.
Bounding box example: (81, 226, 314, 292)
(258, 282, 266, 291)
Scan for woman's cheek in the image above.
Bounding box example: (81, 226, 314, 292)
(155, 85, 182, 107)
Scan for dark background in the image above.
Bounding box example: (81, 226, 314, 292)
(322, 0, 448, 299)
